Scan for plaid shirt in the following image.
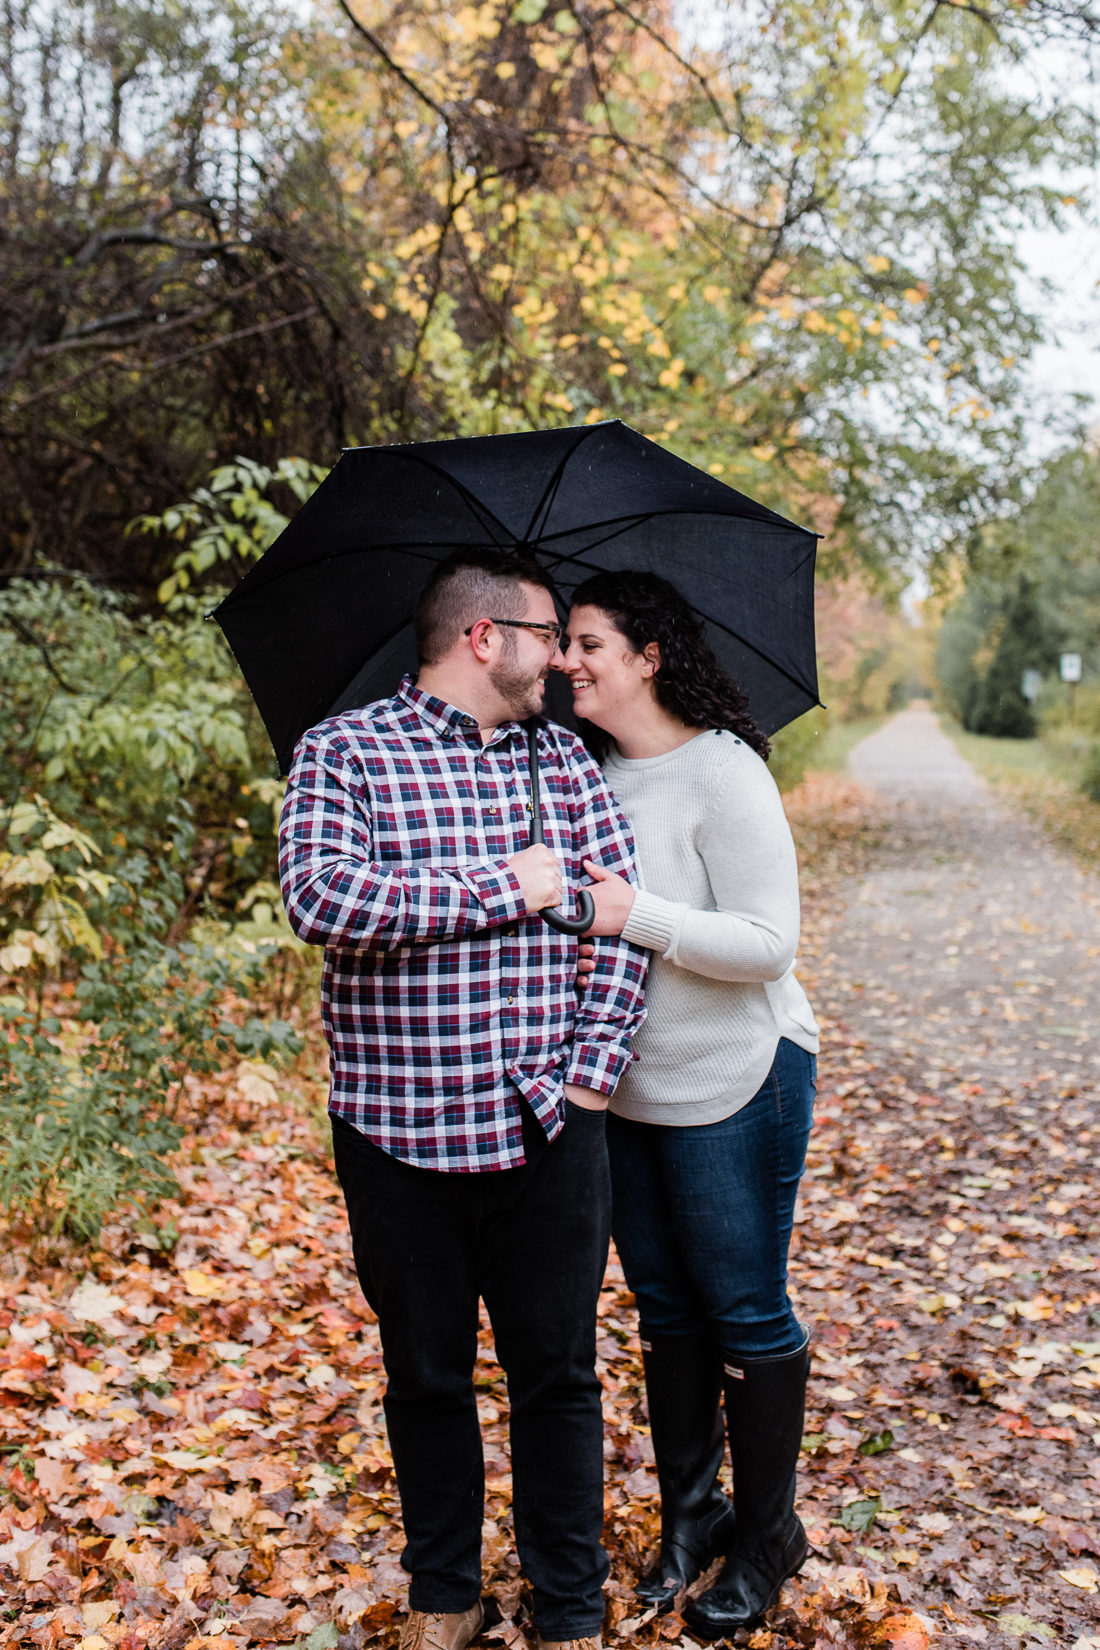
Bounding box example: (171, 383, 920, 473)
(279, 676, 647, 1172)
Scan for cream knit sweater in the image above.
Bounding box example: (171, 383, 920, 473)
(604, 728, 819, 1126)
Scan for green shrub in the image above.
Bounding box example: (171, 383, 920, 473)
(1080, 745, 1100, 805)
(0, 578, 302, 1245)
(769, 708, 828, 793)
(0, 844, 301, 1246)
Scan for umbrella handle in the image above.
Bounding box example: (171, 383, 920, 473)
(526, 720, 596, 937)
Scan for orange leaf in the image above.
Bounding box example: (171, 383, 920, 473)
(872, 1613, 931, 1650)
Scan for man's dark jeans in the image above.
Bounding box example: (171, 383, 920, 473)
(331, 1100, 611, 1640)
(607, 1038, 816, 1359)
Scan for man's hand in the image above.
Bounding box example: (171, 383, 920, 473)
(581, 859, 636, 936)
(564, 1082, 609, 1112)
(507, 843, 563, 913)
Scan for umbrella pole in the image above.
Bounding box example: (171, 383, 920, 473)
(526, 719, 595, 936)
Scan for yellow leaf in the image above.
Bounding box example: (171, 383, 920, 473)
(495, 60, 516, 78)
(903, 287, 925, 303)
(607, 363, 627, 377)
(180, 1270, 226, 1299)
(867, 255, 891, 272)
(394, 119, 418, 138)
(708, 462, 724, 474)
(1059, 1566, 1098, 1592)
(583, 408, 605, 424)
(750, 444, 776, 461)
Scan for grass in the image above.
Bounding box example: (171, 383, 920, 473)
(939, 719, 1056, 782)
(939, 714, 1100, 870)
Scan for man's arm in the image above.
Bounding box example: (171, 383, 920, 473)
(557, 735, 648, 1097)
(279, 728, 529, 951)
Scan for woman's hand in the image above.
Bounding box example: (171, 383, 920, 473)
(576, 941, 597, 987)
(581, 859, 636, 937)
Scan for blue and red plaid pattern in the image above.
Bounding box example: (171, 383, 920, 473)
(279, 676, 648, 1172)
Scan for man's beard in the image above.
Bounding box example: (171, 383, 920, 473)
(490, 639, 546, 721)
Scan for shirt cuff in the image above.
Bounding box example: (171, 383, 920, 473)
(621, 889, 684, 956)
(566, 1037, 632, 1097)
(461, 862, 528, 926)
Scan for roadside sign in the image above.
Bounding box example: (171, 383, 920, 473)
(1021, 669, 1041, 703)
(1061, 653, 1082, 683)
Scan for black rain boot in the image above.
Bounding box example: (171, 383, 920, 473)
(683, 1340, 810, 1640)
(634, 1330, 736, 1613)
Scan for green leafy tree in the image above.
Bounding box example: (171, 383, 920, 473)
(967, 578, 1052, 737)
(3, 0, 1098, 590)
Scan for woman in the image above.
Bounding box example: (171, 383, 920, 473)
(563, 570, 819, 1640)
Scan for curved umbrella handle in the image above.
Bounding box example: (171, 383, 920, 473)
(540, 887, 596, 936)
(526, 719, 596, 937)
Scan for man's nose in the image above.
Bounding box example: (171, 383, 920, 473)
(550, 639, 567, 670)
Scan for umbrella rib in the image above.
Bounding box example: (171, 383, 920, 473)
(531, 507, 818, 549)
(521, 425, 599, 546)
(401, 456, 514, 548)
(543, 540, 820, 702)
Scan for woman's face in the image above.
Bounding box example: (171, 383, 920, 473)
(561, 604, 657, 732)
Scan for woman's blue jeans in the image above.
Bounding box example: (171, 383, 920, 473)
(607, 1037, 815, 1360)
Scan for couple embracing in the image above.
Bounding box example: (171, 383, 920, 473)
(278, 550, 819, 1650)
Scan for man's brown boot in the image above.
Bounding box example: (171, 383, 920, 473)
(398, 1601, 484, 1650)
(535, 1637, 602, 1650)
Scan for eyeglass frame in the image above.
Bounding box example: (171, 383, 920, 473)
(463, 618, 565, 649)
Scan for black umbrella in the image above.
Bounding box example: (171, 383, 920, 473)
(213, 419, 821, 934)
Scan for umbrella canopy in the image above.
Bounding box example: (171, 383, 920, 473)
(213, 420, 820, 775)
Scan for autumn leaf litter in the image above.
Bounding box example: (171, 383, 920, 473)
(2, 768, 1100, 1648)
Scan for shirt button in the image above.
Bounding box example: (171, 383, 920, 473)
(507, 997, 514, 1005)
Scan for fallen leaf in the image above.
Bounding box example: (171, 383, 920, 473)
(871, 1613, 931, 1650)
(1059, 1565, 1099, 1593)
(68, 1278, 125, 1322)
(997, 1614, 1055, 1641)
(179, 1268, 226, 1299)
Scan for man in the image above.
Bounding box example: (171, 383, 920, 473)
(279, 549, 646, 1650)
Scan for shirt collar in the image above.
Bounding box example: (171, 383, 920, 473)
(396, 674, 524, 748)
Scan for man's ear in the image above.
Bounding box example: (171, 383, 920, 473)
(466, 618, 495, 663)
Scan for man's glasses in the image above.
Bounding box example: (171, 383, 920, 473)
(464, 618, 565, 648)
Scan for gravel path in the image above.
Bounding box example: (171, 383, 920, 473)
(823, 700, 1100, 1108)
(773, 705, 1100, 1646)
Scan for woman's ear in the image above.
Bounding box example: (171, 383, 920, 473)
(642, 642, 661, 678)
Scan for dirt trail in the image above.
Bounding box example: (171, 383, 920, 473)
(772, 702, 1100, 1649)
(832, 699, 1100, 1102)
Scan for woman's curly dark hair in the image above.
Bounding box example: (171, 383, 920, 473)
(569, 569, 771, 761)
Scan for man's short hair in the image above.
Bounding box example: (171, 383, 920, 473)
(414, 548, 556, 666)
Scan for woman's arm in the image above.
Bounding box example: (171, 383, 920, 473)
(584, 754, 801, 984)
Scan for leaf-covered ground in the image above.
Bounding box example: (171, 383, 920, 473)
(4, 711, 1100, 1650)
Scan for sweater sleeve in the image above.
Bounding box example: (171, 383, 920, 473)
(619, 745, 801, 983)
